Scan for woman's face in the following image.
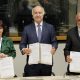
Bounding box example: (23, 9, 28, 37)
(0, 26, 3, 36)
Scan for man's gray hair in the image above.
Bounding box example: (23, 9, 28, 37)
(32, 5, 45, 16)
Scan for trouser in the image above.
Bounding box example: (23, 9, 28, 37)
(23, 64, 52, 76)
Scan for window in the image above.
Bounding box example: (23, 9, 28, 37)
(0, 0, 78, 40)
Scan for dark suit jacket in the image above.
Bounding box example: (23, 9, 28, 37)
(64, 26, 80, 60)
(64, 26, 80, 73)
(0, 36, 16, 58)
(20, 22, 58, 64)
(20, 22, 58, 50)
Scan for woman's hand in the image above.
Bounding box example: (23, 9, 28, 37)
(0, 53, 8, 58)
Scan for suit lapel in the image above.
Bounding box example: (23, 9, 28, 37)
(31, 23, 38, 41)
(41, 22, 46, 42)
(75, 26, 80, 41)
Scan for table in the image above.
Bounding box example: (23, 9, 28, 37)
(0, 76, 80, 80)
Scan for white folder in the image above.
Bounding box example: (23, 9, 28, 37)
(69, 51, 80, 73)
(0, 57, 15, 78)
(28, 43, 52, 65)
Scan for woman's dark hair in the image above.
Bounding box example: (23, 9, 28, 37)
(0, 19, 6, 36)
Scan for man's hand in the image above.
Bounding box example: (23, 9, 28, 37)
(51, 47, 56, 55)
(22, 48, 31, 55)
(66, 55, 72, 63)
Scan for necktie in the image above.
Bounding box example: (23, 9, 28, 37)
(38, 25, 41, 42)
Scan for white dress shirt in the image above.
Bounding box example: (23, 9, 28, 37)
(78, 27, 80, 37)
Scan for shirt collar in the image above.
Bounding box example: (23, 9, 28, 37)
(34, 21, 43, 27)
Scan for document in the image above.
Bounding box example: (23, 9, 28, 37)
(28, 43, 40, 64)
(40, 44, 52, 65)
(69, 51, 80, 73)
(29, 43, 52, 65)
(0, 57, 15, 78)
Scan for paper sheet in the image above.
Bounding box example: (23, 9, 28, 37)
(40, 44, 52, 65)
(29, 43, 52, 65)
(0, 57, 15, 78)
(69, 51, 80, 73)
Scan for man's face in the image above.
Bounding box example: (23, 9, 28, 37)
(32, 6, 44, 24)
(76, 13, 80, 26)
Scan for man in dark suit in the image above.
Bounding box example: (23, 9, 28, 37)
(19, 5, 58, 76)
(64, 12, 80, 75)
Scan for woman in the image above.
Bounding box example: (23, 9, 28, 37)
(0, 19, 16, 59)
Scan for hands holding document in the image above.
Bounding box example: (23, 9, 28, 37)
(22, 44, 56, 55)
(28, 43, 53, 65)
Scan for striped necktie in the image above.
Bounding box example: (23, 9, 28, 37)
(37, 25, 41, 42)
